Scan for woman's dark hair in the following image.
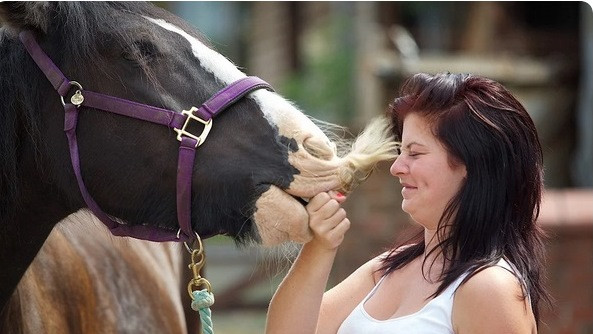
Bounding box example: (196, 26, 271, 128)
(381, 72, 549, 322)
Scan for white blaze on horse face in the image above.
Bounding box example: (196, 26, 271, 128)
(144, 17, 331, 149)
(144, 17, 246, 84)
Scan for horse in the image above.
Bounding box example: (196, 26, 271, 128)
(0, 1, 397, 331)
(2, 211, 195, 333)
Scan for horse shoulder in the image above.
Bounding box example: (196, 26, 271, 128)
(3, 215, 189, 334)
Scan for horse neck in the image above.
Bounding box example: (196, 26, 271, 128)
(0, 155, 76, 313)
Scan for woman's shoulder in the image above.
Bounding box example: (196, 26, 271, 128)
(452, 264, 535, 332)
(354, 252, 386, 284)
(457, 265, 525, 300)
(367, 245, 414, 282)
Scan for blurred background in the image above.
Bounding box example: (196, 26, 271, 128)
(156, 2, 593, 333)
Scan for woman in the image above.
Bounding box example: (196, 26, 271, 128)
(266, 72, 548, 333)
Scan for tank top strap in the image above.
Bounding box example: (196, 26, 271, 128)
(496, 257, 531, 305)
(362, 274, 389, 303)
(496, 257, 517, 275)
(445, 258, 525, 295)
(439, 270, 470, 300)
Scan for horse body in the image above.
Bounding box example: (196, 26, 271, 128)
(2, 213, 191, 334)
(0, 0, 396, 323)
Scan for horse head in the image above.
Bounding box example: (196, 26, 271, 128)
(0, 2, 396, 248)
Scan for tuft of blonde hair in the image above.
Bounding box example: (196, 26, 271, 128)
(337, 116, 400, 193)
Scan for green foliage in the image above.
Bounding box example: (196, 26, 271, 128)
(280, 14, 355, 125)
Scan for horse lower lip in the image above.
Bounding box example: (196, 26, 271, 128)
(293, 196, 309, 206)
(254, 185, 312, 245)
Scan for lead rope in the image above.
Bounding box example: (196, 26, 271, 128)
(185, 235, 215, 334)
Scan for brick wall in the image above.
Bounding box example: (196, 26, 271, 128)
(539, 190, 593, 334)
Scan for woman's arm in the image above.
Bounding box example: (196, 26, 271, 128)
(265, 191, 350, 334)
(315, 255, 382, 333)
(265, 191, 383, 334)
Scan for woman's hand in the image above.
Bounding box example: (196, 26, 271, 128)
(266, 191, 350, 334)
(306, 191, 351, 251)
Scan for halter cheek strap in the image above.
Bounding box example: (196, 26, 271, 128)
(19, 30, 274, 242)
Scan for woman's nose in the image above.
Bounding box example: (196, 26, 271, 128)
(390, 154, 407, 176)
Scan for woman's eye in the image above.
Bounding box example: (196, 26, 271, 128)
(409, 152, 420, 157)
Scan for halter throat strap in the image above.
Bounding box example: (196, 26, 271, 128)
(19, 30, 274, 242)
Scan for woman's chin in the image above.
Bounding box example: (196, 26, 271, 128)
(401, 200, 412, 215)
(401, 201, 421, 224)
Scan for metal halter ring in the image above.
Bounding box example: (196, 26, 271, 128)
(177, 229, 204, 254)
(188, 277, 213, 296)
(60, 81, 84, 107)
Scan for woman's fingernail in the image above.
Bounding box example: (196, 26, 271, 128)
(336, 192, 344, 198)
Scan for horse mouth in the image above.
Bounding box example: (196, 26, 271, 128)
(292, 195, 309, 206)
(250, 152, 345, 245)
(252, 185, 319, 246)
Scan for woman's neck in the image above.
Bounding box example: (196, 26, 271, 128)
(421, 228, 446, 282)
(424, 228, 440, 254)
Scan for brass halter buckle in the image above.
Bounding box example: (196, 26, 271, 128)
(175, 107, 213, 148)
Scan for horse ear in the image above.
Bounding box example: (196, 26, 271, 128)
(0, 1, 51, 33)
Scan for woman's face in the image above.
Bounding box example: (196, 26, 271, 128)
(390, 113, 467, 229)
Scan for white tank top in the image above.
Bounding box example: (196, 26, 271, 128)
(337, 258, 520, 334)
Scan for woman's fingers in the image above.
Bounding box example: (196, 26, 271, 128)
(306, 191, 351, 250)
(307, 191, 347, 213)
(328, 190, 347, 203)
(310, 207, 346, 234)
(320, 218, 351, 249)
(307, 192, 332, 213)
(329, 218, 351, 241)
(316, 199, 340, 219)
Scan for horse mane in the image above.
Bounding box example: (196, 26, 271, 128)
(0, 2, 200, 219)
(1, 2, 159, 63)
(0, 30, 36, 219)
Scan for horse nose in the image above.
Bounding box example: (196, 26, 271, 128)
(302, 136, 336, 161)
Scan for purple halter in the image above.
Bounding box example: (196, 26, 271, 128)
(19, 30, 274, 243)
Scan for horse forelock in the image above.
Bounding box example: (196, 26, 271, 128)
(12, 2, 212, 96)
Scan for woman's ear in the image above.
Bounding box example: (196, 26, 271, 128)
(0, 2, 51, 34)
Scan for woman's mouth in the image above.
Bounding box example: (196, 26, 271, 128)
(401, 183, 417, 198)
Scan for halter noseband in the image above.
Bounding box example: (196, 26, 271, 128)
(19, 30, 274, 243)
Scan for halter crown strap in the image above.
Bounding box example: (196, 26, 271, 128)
(19, 30, 274, 242)
(19, 31, 71, 96)
(195, 76, 273, 120)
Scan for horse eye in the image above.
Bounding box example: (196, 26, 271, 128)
(136, 40, 159, 58)
(122, 40, 159, 63)
(121, 50, 136, 62)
